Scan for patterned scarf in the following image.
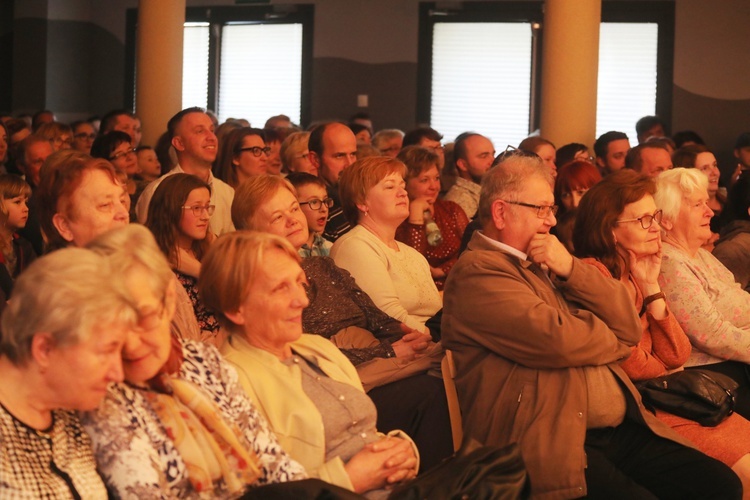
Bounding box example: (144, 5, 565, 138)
(143, 338, 262, 494)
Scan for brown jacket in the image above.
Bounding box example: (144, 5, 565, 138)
(442, 233, 693, 499)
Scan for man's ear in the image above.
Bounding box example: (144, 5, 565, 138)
(52, 213, 75, 243)
(490, 199, 506, 231)
(595, 156, 605, 169)
(456, 157, 468, 174)
(171, 135, 185, 153)
(308, 150, 321, 170)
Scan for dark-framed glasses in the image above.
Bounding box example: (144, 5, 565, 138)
(502, 200, 559, 218)
(493, 145, 539, 166)
(109, 148, 137, 161)
(74, 132, 97, 141)
(239, 146, 271, 157)
(181, 204, 216, 217)
(616, 210, 663, 229)
(299, 198, 334, 210)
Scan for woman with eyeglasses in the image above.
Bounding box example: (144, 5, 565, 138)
(213, 127, 269, 188)
(573, 169, 750, 490)
(70, 120, 97, 154)
(395, 146, 469, 291)
(145, 173, 222, 344)
(91, 131, 140, 213)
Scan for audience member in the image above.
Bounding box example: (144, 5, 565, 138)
(0, 174, 35, 298)
(519, 136, 557, 177)
(555, 142, 592, 168)
(625, 143, 673, 178)
(331, 156, 441, 335)
(214, 127, 269, 187)
(372, 129, 404, 158)
(396, 146, 469, 290)
(99, 109, 141, 147)
(145, 173, 221, 346)
(263, 127, 290, 176)
(594, 131, 630, 176)
(280, 131, 316, 175)
(732, 132, 750, 186)
(135, 145, 162, 183)
(37, 152, 128, 250)
(442, 153, 742, 498)
(554, 160, 602, 216)
(202, 231, 420, 495)
(82, 225, 306, 498)
(0, 247, 132, 497)
(90, 131, 139, 212)
(308, 122, 358, 241)
(402, 127, 444, 170)
(672, 130, 705, 149)
(135, 107, 235, 235)
(286, 172, 334, 257)
(443, 132, 495, 219)
(656, 168, 750, 418)
(575, 169, 750, 490)
(636, 115, 666, 144)
(264, 114, 293, 130)
(70, 120, 96, 154)
(349, 123, 372, 145)
(348, 112, 373, 133)
(31, 110, 55, 131)
(36, 122, 72, 151)
(673, 144, 725, 233)
(713, 171, 750, 290)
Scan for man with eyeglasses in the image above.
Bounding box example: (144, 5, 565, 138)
(443, 132, 495, 219)
(308, 122, 358, 242)
(442, 153, 738, 498)
(135, 107, 235, 235)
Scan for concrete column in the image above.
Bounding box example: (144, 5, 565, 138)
(539, 0, 600, 150)
(136, 0, 185, 147)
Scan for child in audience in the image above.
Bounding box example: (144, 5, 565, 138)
(286, 172, 333, 257)
(136, 146, 162, 183)
(0, 174, 35, 298)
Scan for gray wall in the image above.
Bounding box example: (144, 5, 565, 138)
(5, 0, 750, 170)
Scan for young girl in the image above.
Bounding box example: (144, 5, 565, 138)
(145, 173, 220, 339)
(0, 174, 36, 298)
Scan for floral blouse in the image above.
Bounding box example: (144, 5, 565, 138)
(82, 339, 306, 499)
(176, 271, 220, 333)
(659, 240, 750, 366)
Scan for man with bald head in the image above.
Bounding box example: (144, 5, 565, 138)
(308, 122, 358, 241)
(135, 107, 234, 234)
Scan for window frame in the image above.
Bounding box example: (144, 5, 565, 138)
(125, 5, 314, 126)
(417, 1, 675, 135)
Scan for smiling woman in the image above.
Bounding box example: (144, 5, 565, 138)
(145, 173, 221, 343)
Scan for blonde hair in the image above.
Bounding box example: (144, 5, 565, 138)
(280, 131, 310, 172)
(338, 156, 406, 224)
(0, 174, 32, 254)
(231, 175, 296, 230)
(199, 231, 299, 331)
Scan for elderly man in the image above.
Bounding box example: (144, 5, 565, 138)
(308, 122, 358, 241)
(442, 154, 740, 499)
(443, 132, 495, 219)
(135, 107, 234, 234)
(625, 143, 673, 178)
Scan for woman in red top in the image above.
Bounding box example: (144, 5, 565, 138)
(395, 146, 468, 290)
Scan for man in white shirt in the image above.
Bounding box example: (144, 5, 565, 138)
(135, 107, 235, 235)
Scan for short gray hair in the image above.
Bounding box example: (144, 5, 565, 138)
(0, 248, 135, 365)
(87, 224, 174, 301)
(654, 167, 708, 224)
(478, 154, 550, 227)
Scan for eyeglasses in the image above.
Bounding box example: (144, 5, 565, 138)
(181, 204, 216, 217)
(239, 146, 272, 157)
(616, 209, 663, 229)
(133, 296, 167, 334)
(493, 145, 539, 166)
(74, 132, 96, 140)
(299, 198, 334, 210)
(502, 200, 559, 218)
(109, 148, 137, 161)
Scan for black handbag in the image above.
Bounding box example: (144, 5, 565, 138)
(636, 369, 739, 427)
(387, 440, 530, 500)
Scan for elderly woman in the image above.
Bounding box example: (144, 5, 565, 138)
(36, 122, 73, 151)
(82, 225, 307, 498)
(574, 169, 750, 490)
(656, 167, 750, 418)
(36, 151, 129, 250)
(395, 146, 468, 290)
(331, 156, 442, 335)
(201, 231, 419, 496)
(230, 175, 452, 469)
(0, 247, 134, 497)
